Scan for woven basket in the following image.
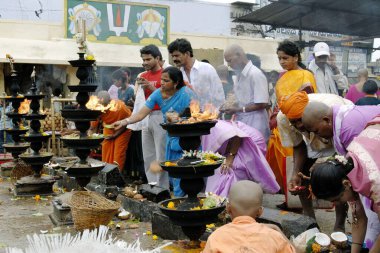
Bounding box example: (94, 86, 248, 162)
(70, 191, 120, 231)
(11, 159, 33, 184)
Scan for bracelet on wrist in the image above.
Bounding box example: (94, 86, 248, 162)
(351, 242, 362, 247)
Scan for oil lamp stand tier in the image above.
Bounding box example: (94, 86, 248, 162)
(3, 69, 30, 158)
(14, 67, 55, 196)
(158, 119, 226, 245)
(60, 52, 105, 188)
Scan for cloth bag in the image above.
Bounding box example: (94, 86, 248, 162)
(127, 85, 148, 131)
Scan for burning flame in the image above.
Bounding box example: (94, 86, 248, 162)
(177, 100, 218, 124)
(86, 95, 119, 112)
(18, 99, 31, 114)
(190, 100, 218, 120)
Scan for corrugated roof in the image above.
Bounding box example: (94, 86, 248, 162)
(235, 0, 380, 37)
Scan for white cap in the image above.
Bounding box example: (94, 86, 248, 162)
(313, 42, 330, 57)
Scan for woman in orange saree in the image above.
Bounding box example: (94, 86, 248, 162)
(267, 40, 316, 203)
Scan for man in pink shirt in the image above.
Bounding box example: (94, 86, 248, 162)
(345, 68, 380, 103)
(302, 103, 380, 155)
(203, 180, 295, 253)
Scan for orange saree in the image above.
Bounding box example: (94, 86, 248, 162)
(267, 69, 316, 191)
(98, 100, 132, 171)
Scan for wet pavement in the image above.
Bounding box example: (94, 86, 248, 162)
(0, 178, 350, 252)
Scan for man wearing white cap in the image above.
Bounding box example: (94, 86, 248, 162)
(308, 42, 348, 95)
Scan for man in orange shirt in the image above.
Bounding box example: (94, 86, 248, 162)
(91, 91, 132, 171)
(203, 180, 295, 253)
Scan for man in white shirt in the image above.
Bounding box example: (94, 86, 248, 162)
(167, 38, 225, 108)
(223, 44, 270, 141)
(308, 42, 348, 95)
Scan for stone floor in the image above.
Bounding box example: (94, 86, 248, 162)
(0, 178, 350, 253)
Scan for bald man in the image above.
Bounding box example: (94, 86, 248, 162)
(90, 91, 132, 171)
(222, 44, 270, 141)
(346, 68, 380, 103)
(278, 92, 352, 231)
(302, 102, 380, 155)
(203, 181, 295, 253)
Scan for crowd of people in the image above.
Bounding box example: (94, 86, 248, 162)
(84, 38, 379, 253)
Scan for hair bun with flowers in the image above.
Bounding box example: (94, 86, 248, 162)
(326, 155, 354, 173)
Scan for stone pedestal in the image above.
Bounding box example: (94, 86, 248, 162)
(49, 199, 73, 226)
(49, 192, 74, 226)
(0, 161, 15, 177)
(14, 175, 55, 196)
(152, 211, 187, 240)
(117, 194, 160, 222)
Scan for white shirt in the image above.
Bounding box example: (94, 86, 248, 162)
(180, 60, 225, 108)
(277, 93, 353, 158)
(108, 84, 119, 100)
(308, 59, 348, 94)
(233, 61, 270, 141)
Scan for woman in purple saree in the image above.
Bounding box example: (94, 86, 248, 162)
(202, 120, 280, 197)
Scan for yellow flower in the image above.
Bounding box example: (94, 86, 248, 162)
(152, 235, 158, 240)
(312, 243, 321, 253)
(167, 201, 175, 209)
(190, 206, 201, 210)
(164, 161, 177, 166)
(86, 55, 95, 60)
(146, 230, 152, 235)
(33, 195, 41, 201)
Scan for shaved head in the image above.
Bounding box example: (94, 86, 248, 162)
(357, 68, 368, 79)
(97, 90, 111, 106)
(302, 102, 334, 139)
(225, 44, 246, 57)
(224, 44, 248, 71)
(228, 180, 263, 218)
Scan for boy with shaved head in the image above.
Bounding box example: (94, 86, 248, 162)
(90, 91, 132, 171)
(203, 181, 295, 253)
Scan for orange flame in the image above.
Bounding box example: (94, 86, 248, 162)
(189, 100, 218, 120)
(18, 99, 31, 114)
(178, 100, 218, 124)
(86, 95, 119, 112)
(190, 100, 200, 115)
